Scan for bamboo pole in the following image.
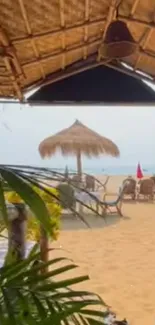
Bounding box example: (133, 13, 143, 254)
(17, 0, 45, 79)
(13, 18, 106, 45)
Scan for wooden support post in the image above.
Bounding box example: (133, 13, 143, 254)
(8, 204, 27, 261)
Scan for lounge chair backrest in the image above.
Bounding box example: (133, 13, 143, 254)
(116, 180, 129, 204)
(71, 175, 81, 185)
(150, 176, 155, 184)
(85, 175, 95, 190)
(139, 179, 154, 195)
(123, 178, 136, 194)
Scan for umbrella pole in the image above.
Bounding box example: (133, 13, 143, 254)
(77, 150, 83, 214)
(77, 150, 82, 180)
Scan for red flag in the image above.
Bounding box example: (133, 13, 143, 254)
(136, 163, 143, 179)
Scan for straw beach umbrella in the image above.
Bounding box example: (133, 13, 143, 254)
(39, 120, 120, 179)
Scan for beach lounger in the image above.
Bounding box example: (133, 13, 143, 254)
(85, 174, 109, 193)
(137, 178, 154, 201)
(85, 174, 95, 191)
(122, 177, 136, 200)
(101, 182, 128, 217)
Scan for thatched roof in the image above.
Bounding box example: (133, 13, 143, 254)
(1, 0, 155, 101)
(29, 66, 155, 103)
(39, 119, 120, 157)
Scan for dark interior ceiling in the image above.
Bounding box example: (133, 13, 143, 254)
(29, 66, 155, 104)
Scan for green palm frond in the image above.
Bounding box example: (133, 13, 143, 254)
(0, 249, 108, 325)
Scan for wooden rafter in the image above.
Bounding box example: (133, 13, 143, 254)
(127, 0, 145, 72)
(102, 0, 116, 40)
(12, 18, 106, 45)
(1, 0, 155, 100)
(59, 0, 66, 69)
(118, 15, 155, 30)
(17, 0, 45, 79)
(0, 28, 23, 76)
(0, 27, 23, 99)
(130, 0, 140, 16)
(133, 5, 155, 71)
(134, 29, 154, 70)
(25, 53, 154, 97)
(97, 0, 117, 61)
(23, 38, 101, 69)
(21, 35, 155, 70)
(83, 0, 89, 59)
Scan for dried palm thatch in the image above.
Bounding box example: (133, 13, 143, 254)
(1, 0, 155, 101)
(39, 119, 119, 176)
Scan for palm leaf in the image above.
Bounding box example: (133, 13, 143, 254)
(5, 257, 71, 286)
(31, 293, 47, 319)
(0, 254, 109, 325)
(24, 264, 78, 285)
(82, 317, 106, 325)
(36, 275, 89, 291)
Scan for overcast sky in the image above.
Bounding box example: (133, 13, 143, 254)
(0, 103, 154, 169)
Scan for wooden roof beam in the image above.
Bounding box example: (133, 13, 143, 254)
(102, 0, 116, 40)
(3, 57, 23, 100)
(0, 27, 23, 100)
(133, 7, 155, 70)
(130, 0, 140, 16)
(83, 0, 90, 59)
(134, 29, 154, 70)
(120, 2, 154, 72)
(59, 0, 66, 69)
(24, 54, 154, 97)
(18, 0, 45, 79)
(23, 38, 102, 69)
(22, 36, 155, 70)
(0, 27, 23, 76)
(118, 15, 155, 30)
(97, 0, 117, 61)
(12, 18, 106, 45)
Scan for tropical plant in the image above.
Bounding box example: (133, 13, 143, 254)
(0, 164, 112, 325)
(5, 187, 61, 242)
(0, 164, 105, 263)
(0, 243, 109, 325)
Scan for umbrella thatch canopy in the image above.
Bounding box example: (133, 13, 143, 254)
(39, 119, 119, 177)
(1, 0, 155, 101)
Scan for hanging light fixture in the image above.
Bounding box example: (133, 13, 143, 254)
(99, 20, 137, 59)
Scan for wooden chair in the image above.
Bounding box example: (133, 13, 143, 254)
(85, 174, 109, 193)
(101, 182, 128, 217)
(71, 174, 85, 189)
(150, 176, 155, 186)
(137, 178, 154, 201)
(122, 177, 136, 200)
(85, 174, 95, 191)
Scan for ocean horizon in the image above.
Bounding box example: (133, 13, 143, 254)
(53, 165, 155, 176)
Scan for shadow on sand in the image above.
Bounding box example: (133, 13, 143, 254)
(60, 212, 130, 231)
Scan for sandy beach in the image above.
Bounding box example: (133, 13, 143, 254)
(51, 174, 155, 325)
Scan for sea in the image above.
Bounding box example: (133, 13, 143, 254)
(55, 165, 155, 176)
